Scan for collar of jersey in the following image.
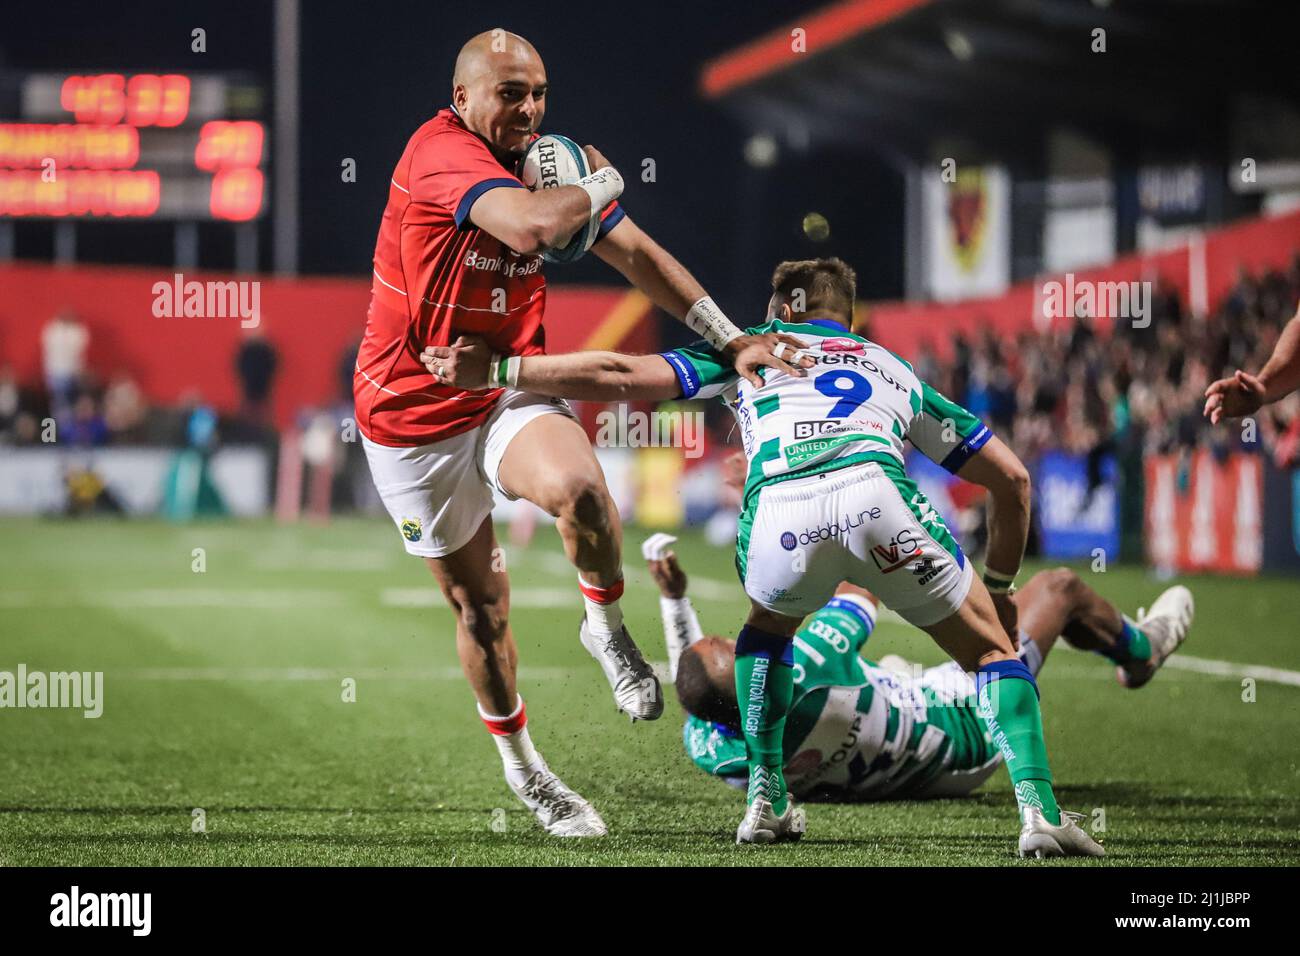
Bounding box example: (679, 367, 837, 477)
(797, 317, 850, 332)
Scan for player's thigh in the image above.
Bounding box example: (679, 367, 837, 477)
(843, 462, 975, 631)
(362, 431, 494, 558)
(485, 391, 611, 514)
(922, 578, 1016, 672)
(738, 480, 847, 619)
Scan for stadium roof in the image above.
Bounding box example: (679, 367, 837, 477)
(700, 0, 1300, 165)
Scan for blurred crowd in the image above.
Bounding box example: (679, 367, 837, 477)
(7, 263, 1300, 471)
(0, 311, 293, 448)
(910, 262, 1300, 470)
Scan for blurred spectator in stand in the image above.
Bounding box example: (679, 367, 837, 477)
(235, 330, 279, 426)
(41, 310, 88, 422)
(103, 372, 148, 443)
(0, 364, 20, 441)
(62, 393, 109, 447)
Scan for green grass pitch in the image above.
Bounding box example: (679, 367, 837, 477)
(1, 516, 1297, 866)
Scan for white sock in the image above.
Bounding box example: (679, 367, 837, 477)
(579, 576, 624, 636)
(477, 695, 543, 789)
(660, 595, 704, 681)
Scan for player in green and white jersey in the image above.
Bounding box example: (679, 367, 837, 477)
(638, 534, 1193, 805)
(421, 257, 1098, 856)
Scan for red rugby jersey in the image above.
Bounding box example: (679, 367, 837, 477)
(354, 107, 624, 447)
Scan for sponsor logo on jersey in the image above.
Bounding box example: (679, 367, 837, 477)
(793, 418, 884, 440)
(780, 531, 797, 551)
(911, 555, 941, 585)
(796, 508, 881, 546)
(463, 249, 542, 278)
(871, 529, 922, 573)
(813, 713, 864, 778)
(794, 419, 842, 440)
(808, 353, 908, 392)
(400, 517, 422, 542)
(820, 337, 864, 354)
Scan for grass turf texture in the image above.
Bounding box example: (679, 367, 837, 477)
(1, 516, 1297, 866)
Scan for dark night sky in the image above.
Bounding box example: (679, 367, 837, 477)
(1, 0, 904, 326)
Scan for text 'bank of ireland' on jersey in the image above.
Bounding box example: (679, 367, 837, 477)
(656, 317, 992, 504)
(354, 107, 626, 447)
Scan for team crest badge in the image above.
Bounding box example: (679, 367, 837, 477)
(400, 517, 422, 542)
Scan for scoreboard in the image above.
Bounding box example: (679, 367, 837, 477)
(0, 72, 267, 220)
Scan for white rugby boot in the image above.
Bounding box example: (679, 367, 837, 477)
(1018, 806, 1105, 858)
(1118, 585, 1194, 689)
(579, 617, 664, 721)
(735, 798, 807, 845)
(509, 765, 607, 837)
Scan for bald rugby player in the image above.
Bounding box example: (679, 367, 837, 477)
(353, 29, 809, 836)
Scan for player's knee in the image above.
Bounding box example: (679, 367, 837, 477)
(553, 474, 612, 529)
(1047, 566, 1083, 601)
(448, 592, 508, 645)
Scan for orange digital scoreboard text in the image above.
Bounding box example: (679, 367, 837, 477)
(0, 73, 264, 220)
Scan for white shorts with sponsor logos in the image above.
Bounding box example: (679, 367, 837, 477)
(736, 459, 973, 626)
(362, 389, 576, 558)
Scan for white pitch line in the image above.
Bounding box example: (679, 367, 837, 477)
(1162, 655, 1300, 688)
(115, 666, 575, 682)
(379, 587, 577, 609)
(0, 589, 351, 609)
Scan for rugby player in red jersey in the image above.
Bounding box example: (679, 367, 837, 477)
(354, 29, 809, 836)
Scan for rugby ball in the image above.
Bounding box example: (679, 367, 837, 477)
(519, 133, 600, 264)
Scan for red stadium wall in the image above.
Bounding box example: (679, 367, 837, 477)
(865, 208, 1300, 361)
(0, 262, 657, 427)
(3, 208, 1296, 429)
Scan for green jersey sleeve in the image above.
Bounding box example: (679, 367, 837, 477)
(658, 339, 738, 400)
(905, 380, 992, 474)
(683, 715, 748, 778)
(792, 594, 877, 688)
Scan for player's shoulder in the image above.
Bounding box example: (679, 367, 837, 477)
(406, 109, 495, 161)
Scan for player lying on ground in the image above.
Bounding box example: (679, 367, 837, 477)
(422, 256, 1103, 856)
(354, 29, 810, 837)
(639, 535, 1193, 820)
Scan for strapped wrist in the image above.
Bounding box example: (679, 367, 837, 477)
(684, 296, 744, 351)
(575, 166, 624, 219)
(489, 354, 520, 388)
(982, 565, 1018, 594)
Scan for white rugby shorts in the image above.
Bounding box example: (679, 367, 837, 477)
(362, 389, 576, 558)
(737, 459, 974, 626)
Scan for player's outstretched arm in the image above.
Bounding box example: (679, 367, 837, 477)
(955, 434, 1032, 640)
(592, 214, 811, 386)
(422, 335, 681, 401)
(1204, 307, 1300, 423)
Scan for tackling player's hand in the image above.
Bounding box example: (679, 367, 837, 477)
(1203, 369, 1267, 423)
(990, 591, 1020, 651)
(421, 335, 492, 389)
(582, 145, 612, 171)
(725, 332, 814, 387)
(646, 552, 688, 599)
